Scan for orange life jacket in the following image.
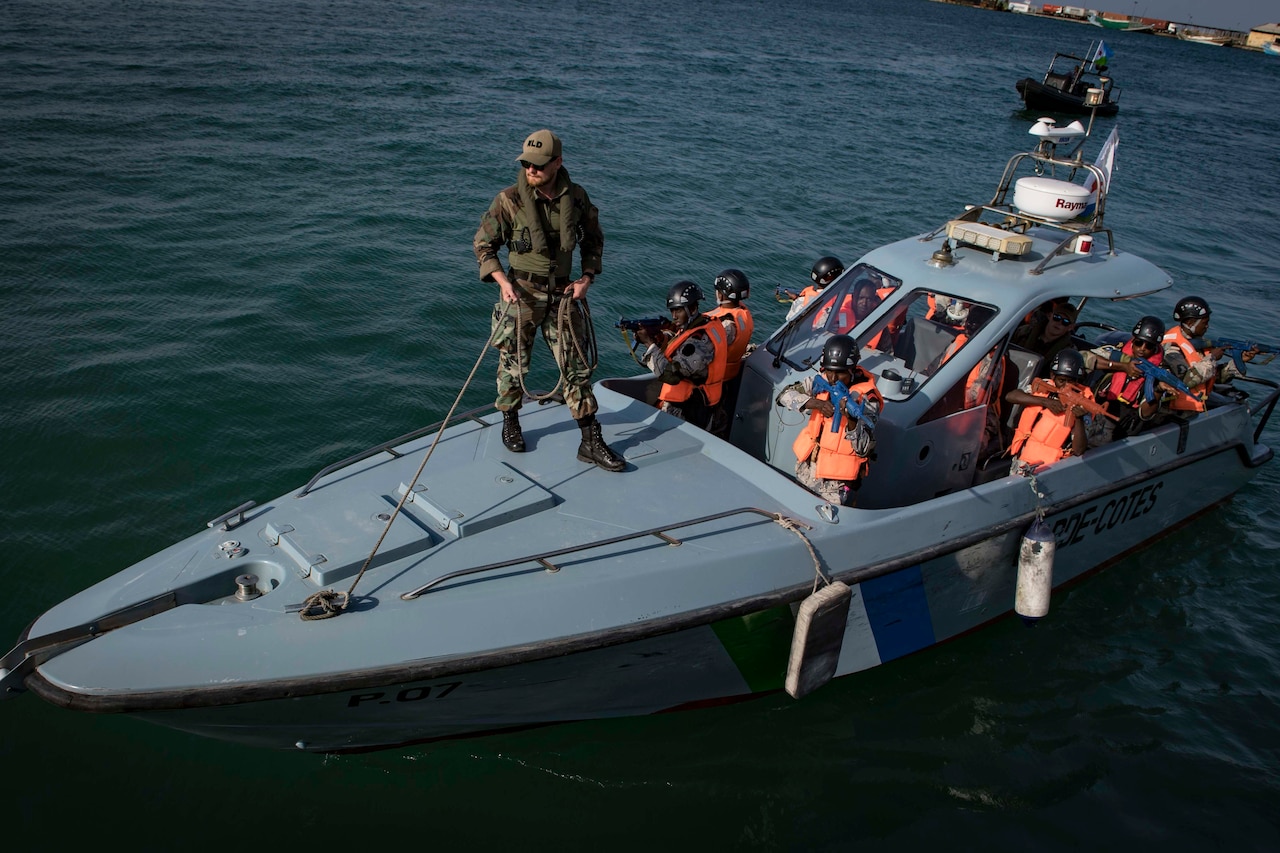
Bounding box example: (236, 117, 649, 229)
(965, 350, 1003, 410)
(1161, 326, 1208, 412)
(792, 370, 882, 481)
(812, 293, 854, 332)
(658, 317, 730, 405)
(1010, 384, 1092, 470)
(705, 304, 754, 379)
(1101, 341, 1162, 406)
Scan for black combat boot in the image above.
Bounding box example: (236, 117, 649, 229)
(501, 409, 525, 452)
(576, 417, 625, 472)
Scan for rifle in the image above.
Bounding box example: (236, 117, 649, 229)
(1204, 337, 1277, 374)
(811, 374, 877, 434)
(1130, 357, 1196, 402)
(615, 316, 673, 334)
(1029, 377, 1118, 426)
(775, 285, 802, 302)
(615, 316, 674, 360)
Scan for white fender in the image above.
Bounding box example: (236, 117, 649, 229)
(1015, 519, 1055, 623)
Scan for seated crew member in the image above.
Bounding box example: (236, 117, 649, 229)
(775, 334, 882, 506)
(705, 268, 754, 435)
(634, 280, 730, 430)
(1083, 315, 1168, 444)
(1013, 301, 1079, 375)
(785, 255, 845, 322)
(1005, 348, 1092, 476)
(1161, 295, 1254, 415)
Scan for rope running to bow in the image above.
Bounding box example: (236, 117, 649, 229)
(299, 291, 598, 620)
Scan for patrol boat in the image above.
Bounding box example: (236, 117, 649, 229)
(3, 119, 1276, 752)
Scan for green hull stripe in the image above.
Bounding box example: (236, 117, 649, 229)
(711, 604, 795, 693)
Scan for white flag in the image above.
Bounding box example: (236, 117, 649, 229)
(1088, 127, 1118, 195)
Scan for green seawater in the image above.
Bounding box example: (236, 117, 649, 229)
(3, 0, 1279, 847)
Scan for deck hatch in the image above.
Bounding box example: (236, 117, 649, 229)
(396, 459, 555, 538)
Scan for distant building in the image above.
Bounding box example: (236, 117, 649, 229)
(1041, 4, 1089, 19)
(1246, 23, 1280, 50)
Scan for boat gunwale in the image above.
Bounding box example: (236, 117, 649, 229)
(21, 431, 1264, 715)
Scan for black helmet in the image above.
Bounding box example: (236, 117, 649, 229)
(1131, 315, 1165, 346)
(819, 334, 859, 371)
(810, 256, 844, 286)
(667, 280, 703, 311)
(1173, 296, 1210, 322)
(714, 268, 750, 301)
(1049, 348, 1086, 380)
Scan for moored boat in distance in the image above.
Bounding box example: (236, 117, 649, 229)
(1177, 30, 1234, 46)
(1262, 42, 1280, 56)
(1016, 46, 1120, 117)
(2, 110, 1276, 753)
(1088, 12, 1154, 32)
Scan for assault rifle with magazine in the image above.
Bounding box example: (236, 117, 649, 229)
(615, 316, 673, 335)
(1130, 357, 1196, 403)
(1030, 378, 1118, 426)
(1204, 337, 1277, 375)
(811, 374, 877, 434)
(615, 316, 674, 361)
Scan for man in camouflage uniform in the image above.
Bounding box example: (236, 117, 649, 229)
(473, 129, 624, 472)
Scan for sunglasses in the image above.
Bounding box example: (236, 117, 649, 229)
(1051, 313, 1075, 325)
(520, 159, 555, 171)
(1133, 339, 1158, 352)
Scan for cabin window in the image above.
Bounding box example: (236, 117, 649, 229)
(764, 263, 902, 372)
(854, 289, 998, 389)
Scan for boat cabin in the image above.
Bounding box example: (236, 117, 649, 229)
(719, 124, 1170, 509)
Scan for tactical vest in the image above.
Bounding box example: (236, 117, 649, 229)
(502, 182, 587, 278)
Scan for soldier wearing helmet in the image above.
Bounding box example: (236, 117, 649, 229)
(1082, 315, 1170, 443)
(775, 335, 882, 506)
(634, 280, 731, 430)
(704, 269, 755, 434)
(1006, 347, 1092, 475)
(1161, 295, 1254, 414)
(785, 256, 845, 322)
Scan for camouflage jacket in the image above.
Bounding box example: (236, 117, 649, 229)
(472, 167, 603, 281)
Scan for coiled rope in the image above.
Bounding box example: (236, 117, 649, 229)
(513, 291, 598, 403)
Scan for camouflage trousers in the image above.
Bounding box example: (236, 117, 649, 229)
(491, 284, 597, 419)
(795, 459, 857, 506)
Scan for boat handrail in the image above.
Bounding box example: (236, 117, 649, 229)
(0, 591, 179, 699)
(400, 507, 811, 600)
(1231, 375, 1280, 442)
(296, 405, 494, 498)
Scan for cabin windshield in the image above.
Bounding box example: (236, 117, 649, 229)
(764, 263, 902, 371)
(854, 288, 1000, 398)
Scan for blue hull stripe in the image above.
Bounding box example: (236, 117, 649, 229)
(861, 564, 936, 662)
